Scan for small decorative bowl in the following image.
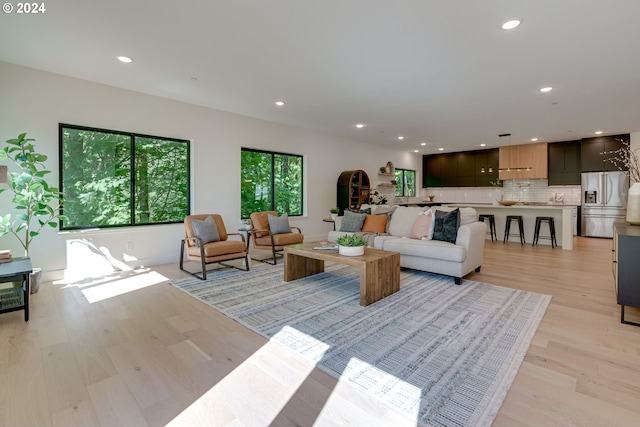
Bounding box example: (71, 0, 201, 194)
(499, 200, 518, 206)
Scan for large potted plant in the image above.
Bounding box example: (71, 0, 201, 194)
(0, 133, 65, 293)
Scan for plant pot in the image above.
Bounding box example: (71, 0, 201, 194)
(339, 245, 365, 256)
(331, 213, 338, 220)
(29, 267, 42, 294)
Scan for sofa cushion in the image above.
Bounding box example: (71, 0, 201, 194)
(362, 214, 388, 233)
(383, 237, 466, 263)
(340, 210, 366, 232)
(435, 206, 477, 226)
(388, 206, 426, 237)
(267, 213, 292, 234)
(432, 208, 460, 243)
(409, 210, 434, 239)
(191, 216, 220, 246)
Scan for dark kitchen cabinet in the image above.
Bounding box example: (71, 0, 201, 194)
(423, 155, 442, 187)
(423, 148, 499, 188)
(439, 153, 458, 187)
(475, 148, 499, 187)
(581, 134, 629, 172)
(548, 140, 581, 185)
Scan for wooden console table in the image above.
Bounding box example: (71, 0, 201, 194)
(0, 257, 32, 322)
(283, 243, 400, 306)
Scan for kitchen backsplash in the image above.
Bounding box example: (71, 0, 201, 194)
(411, 179, 581, 205)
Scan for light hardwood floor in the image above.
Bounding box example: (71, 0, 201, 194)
(1, 237, 639, 426)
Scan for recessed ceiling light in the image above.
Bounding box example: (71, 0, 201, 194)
(438, 147, 444, 151)
(117, 56, 133, 63)
(540, 87, 553, 93)
(595, 131, 603, 135)
(413, 150, 419, 153)
(531, 138, 538, 142)
(355, 123, 365, 129)
(420, 142, 427, 146)
(397, 136, 404, 140)
(275, 101, 285, 107)
(480, 143, 486, 147)
(501, 19, 521, 30)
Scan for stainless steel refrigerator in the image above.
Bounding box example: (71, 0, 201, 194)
(581, 171, 629, 238)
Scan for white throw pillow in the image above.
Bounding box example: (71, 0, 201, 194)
(388, 206, 425, 237)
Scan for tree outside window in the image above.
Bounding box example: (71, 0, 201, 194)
(395, 168, 416, 197)
(241, 148, 303, 218)
(59, 124, 190, 229)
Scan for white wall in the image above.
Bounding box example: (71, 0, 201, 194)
(0, 61, 420, 279)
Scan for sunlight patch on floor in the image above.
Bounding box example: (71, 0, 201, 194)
(167, 326, 329, 426)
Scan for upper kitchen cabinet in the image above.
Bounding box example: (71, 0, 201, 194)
(581, 134, 629, 172)
(423, 148, 499, 187)
(548, 140, 581, 185)
(423, 155, 442, 187)
(499, 142, 548, 180)
(475, 148, 499, 186)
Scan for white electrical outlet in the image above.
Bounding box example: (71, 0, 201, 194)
(126, 241, 133, 251)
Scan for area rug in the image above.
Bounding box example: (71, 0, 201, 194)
(170, 263, 550, 427)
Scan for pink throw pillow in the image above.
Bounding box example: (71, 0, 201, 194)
(410, 211, 434, 239)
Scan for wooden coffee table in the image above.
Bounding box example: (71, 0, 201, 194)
(283, 242, 400, 306)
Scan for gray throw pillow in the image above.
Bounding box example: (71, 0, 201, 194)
(191, 216, 220, 246)
(268, 213, 292, 234)
(339, 210, 366, 232)
(432, 208, 460, 243)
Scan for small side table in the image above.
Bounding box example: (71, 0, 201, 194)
(0, 257, 32, 322)
(237, 227, 256, 251)
(323, 218, 336, 231)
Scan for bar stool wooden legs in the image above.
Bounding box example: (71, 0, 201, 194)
(478, 214, 497, 242)
(504, 215, 525, 244)
(532, 216, 557, 247)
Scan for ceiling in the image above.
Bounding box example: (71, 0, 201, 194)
(2, 0, 639, 153)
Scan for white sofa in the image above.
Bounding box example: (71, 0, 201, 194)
(328, 205, 487, 285)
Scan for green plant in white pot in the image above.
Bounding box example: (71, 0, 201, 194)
(329, 207, 339, 220)
(0, 133, 66, 293)
(335, 234, 367, 256)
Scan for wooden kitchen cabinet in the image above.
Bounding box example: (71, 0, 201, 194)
(613, 223, 640, 326)
(422, 155, 442, 187)
(548, 140, 581, 185)
(499, 142, 548, 180)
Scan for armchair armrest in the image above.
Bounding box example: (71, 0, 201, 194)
(226, 232, 246, 243)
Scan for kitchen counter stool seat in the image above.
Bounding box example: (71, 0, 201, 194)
(504, 215, 525, 245)
(478, 214, 497, 242)
(532, 216, 557, 248)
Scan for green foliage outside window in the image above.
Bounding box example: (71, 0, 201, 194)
(395, 168, 416, 197)
(241, 148, 303, 218)
(60, 125, 189, 229)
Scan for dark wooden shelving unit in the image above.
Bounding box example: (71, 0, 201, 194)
(337, 170, 370, 214)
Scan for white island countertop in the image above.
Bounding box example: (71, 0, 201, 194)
(447, 203, 574, 250)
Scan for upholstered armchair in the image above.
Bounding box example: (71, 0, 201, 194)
(249, 211, 303, 264)
(180, 214, 249, 279)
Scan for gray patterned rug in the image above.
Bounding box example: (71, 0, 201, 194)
(171, 262, 550, 427)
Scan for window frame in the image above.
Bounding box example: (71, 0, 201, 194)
(240, 147, 304, 219)
(395, 168, 416, 197)
(58, 123, 191, 230)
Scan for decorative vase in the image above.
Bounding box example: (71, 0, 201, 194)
(626, 182, 640, 225)
(339, 245, 365, 256)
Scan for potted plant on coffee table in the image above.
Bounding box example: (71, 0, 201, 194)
(0, 133, 66, 293)
(335, 234, 367, 256)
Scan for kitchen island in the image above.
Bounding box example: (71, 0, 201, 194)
(448, 203, 574, 250)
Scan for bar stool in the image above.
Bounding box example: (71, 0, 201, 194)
(478, 214, 497, 242)
(504, 215, 525, 244)
(532, 216, 557, 248)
